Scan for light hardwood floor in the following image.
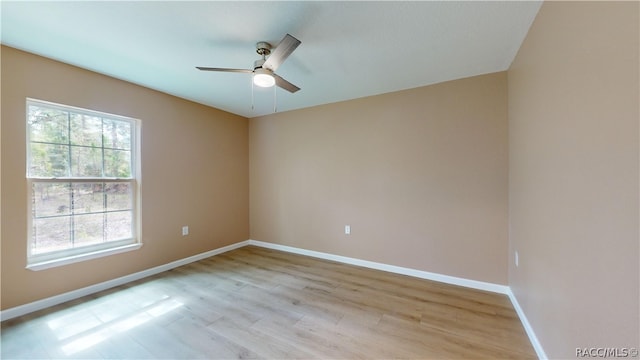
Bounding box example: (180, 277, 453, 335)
(1, 246, 537, 359)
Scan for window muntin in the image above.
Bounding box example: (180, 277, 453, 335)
(26, 99, 140, 268)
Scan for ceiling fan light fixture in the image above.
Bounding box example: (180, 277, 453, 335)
(253, 68, 275, 88)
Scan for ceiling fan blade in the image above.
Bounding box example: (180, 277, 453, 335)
(273, 74, 300, 93)
(196, 67, 252, 73)
(263, 34, 301, 72)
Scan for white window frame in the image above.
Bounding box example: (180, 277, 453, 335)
(26, 98, 141, 270)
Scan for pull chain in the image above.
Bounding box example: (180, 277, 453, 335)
(251, 74, 255, 111)
(273, 85, 277, 113)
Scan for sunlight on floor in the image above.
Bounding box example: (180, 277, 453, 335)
(45, 295, 183, 356)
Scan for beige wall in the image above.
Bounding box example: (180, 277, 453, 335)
(508, 1, 639, 357)
(250, 72, 508, 284)
(1, 46, 249, 309)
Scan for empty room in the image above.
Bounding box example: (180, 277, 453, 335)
(1, 1, 638, 359)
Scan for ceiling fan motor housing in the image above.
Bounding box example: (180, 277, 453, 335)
(254, 58, 267, 71)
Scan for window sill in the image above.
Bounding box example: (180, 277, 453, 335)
(27, 243, 143, 271)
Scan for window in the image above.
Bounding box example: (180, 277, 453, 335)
(26, 99, 140, 270)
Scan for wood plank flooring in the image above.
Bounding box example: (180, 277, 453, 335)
(1, 246, 537, 359)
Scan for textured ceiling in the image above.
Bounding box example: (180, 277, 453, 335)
(1, 1, 542, 118)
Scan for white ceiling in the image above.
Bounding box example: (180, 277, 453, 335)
(1, 1, 542, 118)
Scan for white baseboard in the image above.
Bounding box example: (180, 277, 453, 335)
(507, 288, 548, 360)
(247, 239, 510, 294)
(0, 240, 250, 321)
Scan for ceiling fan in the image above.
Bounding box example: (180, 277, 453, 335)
(197, 34, 301, 93)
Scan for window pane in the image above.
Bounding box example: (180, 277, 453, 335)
(33, 216, 71, 254)
(103, 119, 131, 150)
(74, 213, 104, 246)
(73, 183, 104, 215)
(28, 105, 69, 144)
(70, 145, 103, 177)
(29, 143, 70, 177)
(70, 114, 102, 147)
(33, 182, 71, 217)
(104, 149, 131, 178)
(105, 183, 132, 211)
(106, 211, 132, 241)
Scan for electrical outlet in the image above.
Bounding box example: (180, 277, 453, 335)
(182, 226, 189, 236)
(345, 225, 351, 235)
(515, 251, 519, 267)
